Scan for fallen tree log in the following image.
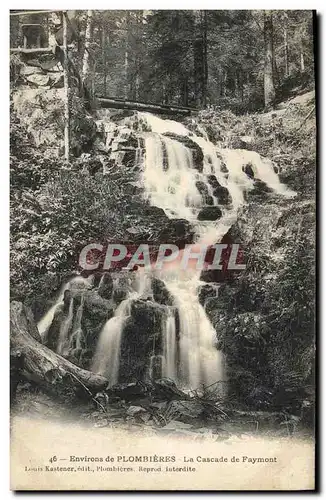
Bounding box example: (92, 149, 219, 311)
(10, 301, 108, 396)
(96, 96, 195, 116)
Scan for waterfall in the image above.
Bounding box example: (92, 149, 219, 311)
(57, 298, 74, 355)
(40, 111, 295, 393)
(37, 282, 70, 339)
(70, 294, 85, 351)
(143, 134, 202, 220)
(162, 308, 177, 380)
(139, 111, 295, 390)
(91, 297, 133, 385)
(149, 354, 164, 380)
(37, 276, 90, 339)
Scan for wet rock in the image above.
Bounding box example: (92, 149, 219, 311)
(130, 300, 164, 326)
(197, 207, 222, 221)
(44, 303, 64, 351)
(112, 286, 128, 304)
(212, 186, 232, 205)
(50, 288, 115, 365)
(216, 152, 229, 173)
(207, 174, 220, 189)
(251, 179, 273, 195)
(143, 206, 167, 218)
(196, 181, 209, 196)
(198, 284, 219, 307)
(65, 290, 112, 318)
(69, 276, 94, 292)
(158, 218, 194, 245)
(97, 273, 113, 300)
(242, 162, 255, 179)
(200, 269, 226, 284)
(205, 195, 214, 206)
(119, 301, 165, 381)
(195, 181, 214, 205)
(112, 274, 133, 304)
(152, 278, 174, 306)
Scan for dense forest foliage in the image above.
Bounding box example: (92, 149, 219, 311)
(10, 10, 315, 111)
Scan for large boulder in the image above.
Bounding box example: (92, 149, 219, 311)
(212, 186, 232, 205)
(152, 278, 174, 306)
(197, 206, 222, 221)
(198, 284, 219, 307)
(158, 218, 194, 245)
(119, 300, 166, 382)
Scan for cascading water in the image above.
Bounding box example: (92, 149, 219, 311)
(40, 111, 295, 392)
(162, 308, 177, 381)
(91, 297, 133, 385)
(57, 297, 74, 355)
(91, 269, 152, 386)
(138, 111, 295, 391)
(37, 276, 90, 340)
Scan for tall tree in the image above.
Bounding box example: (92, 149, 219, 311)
(283, 11, 289, 77)
(63, 11, 70, 161)
(263, 10, 276, 108)
(82, 10, 94, 90)
(193, 10, 208, 107)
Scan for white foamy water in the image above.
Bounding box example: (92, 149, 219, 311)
(162, 308, 177, 380)
(57, 297, 74, 355)
(91, 297, 133, 385)
(138, 112, 295, 390)
(37, 276, 90, 340)
(91, 269, 152, 386)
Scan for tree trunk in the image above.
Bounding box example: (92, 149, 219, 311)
(102, 22, 107, 95)
(300, 39, 305, 72)
(284, 12, 289, 77)
(10, 301, 108, 398)
(82, 10, 94, 89)
(181, 77, 189, 106)
(202, 10, 208, 106)
(63, 11, 70, 162)
(124, 12, 130, 100)
(263, 10, 276, 109)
